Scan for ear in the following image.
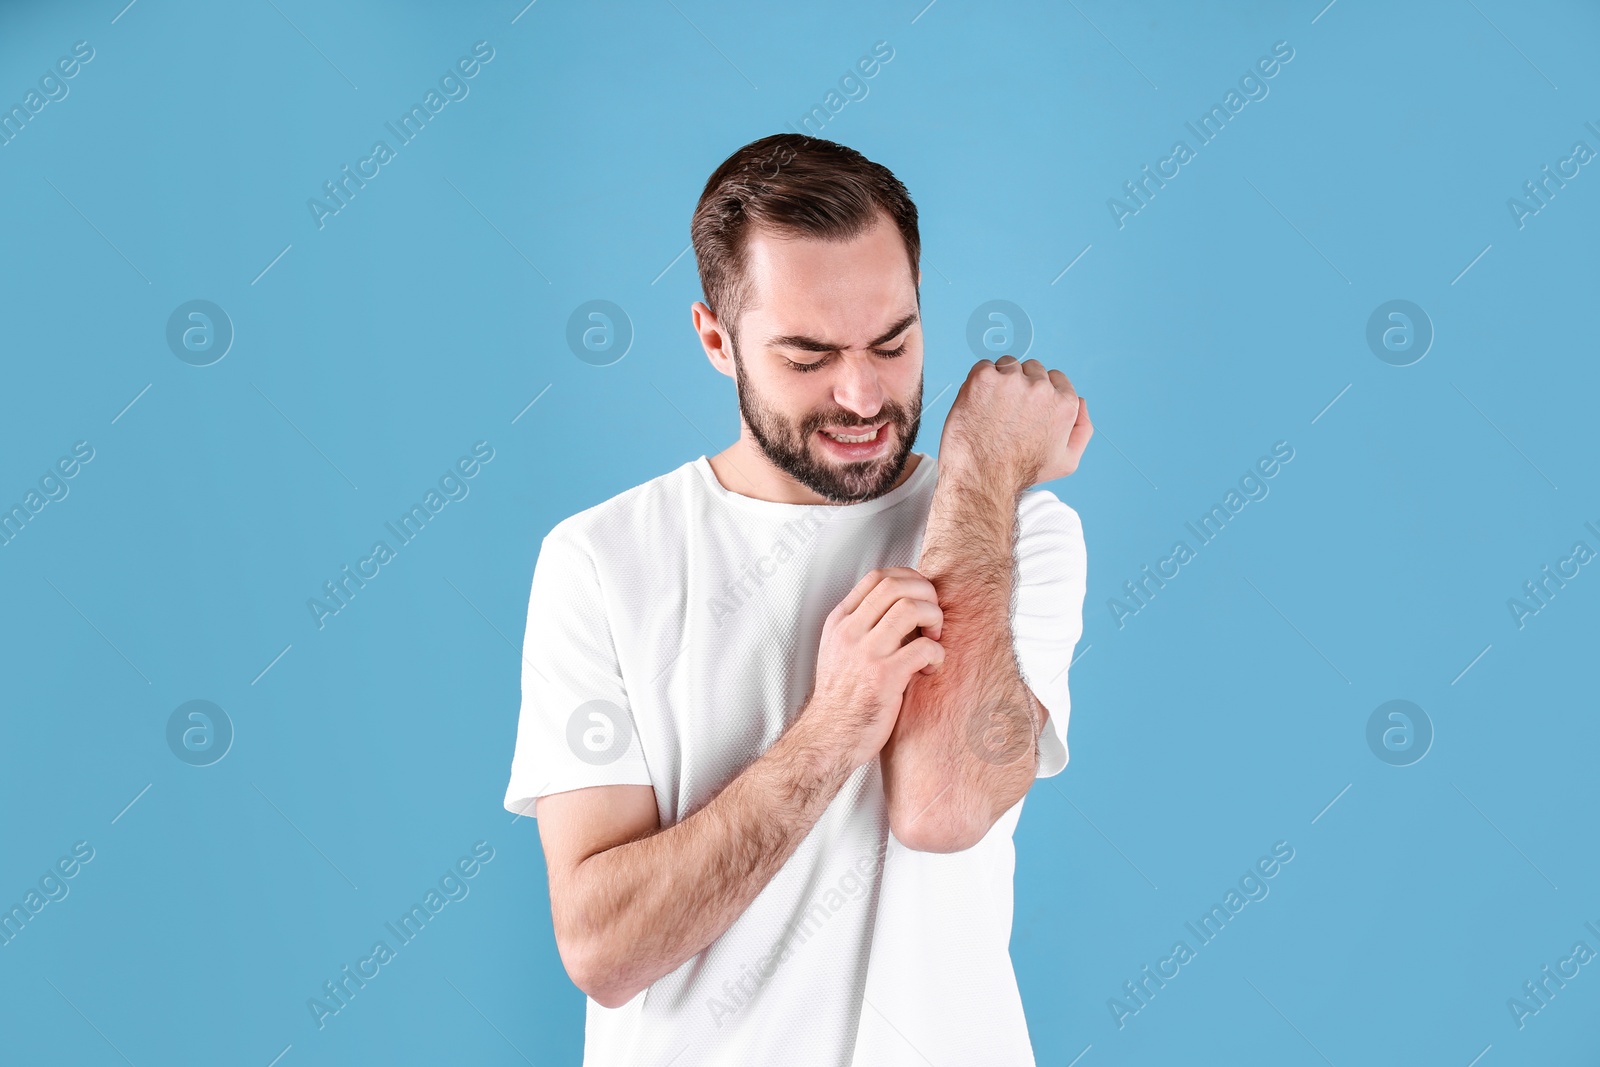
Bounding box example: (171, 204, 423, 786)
(692, 302, 735, 380)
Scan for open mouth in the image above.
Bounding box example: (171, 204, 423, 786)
(816, 422, 889, 458)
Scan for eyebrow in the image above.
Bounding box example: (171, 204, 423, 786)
(766, 311, 919, 354)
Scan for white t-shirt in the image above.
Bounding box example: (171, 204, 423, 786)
(503, 451, 1087, 1066)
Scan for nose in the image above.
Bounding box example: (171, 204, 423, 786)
(831, 353, 884, 422)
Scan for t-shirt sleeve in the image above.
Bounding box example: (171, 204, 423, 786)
(1011, 490, 1088, 779)
(503, 526, 654, 817)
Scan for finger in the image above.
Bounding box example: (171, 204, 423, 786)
(836, 566, 924, 618)
(859, 578, 942, 636)
(1065, 397, 1093, 464)
(833, 567, 891, 620)
(871, 597, 943, 651)
(889, 635, 945, 678)
(870, 588, 940, 646)
(1047, 367, 1078, 399)
(1020, 358, 1048, 379)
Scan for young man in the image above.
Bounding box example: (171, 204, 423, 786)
(504, 134, 1093, 1065)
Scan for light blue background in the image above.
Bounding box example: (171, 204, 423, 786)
(2, 1, 1597, 1064)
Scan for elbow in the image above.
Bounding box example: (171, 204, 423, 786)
(549, 850, 661, 1008)
(575, 959, 634, 1010)
(588, 979, 642, 1011)
(560, 936, 642, 1009)
(890, 801, 989, 854)
(895, 824, 981, 854)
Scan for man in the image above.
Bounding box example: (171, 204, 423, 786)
(503, 133, 1092, 1065)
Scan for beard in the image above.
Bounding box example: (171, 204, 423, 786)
(731, 335, 922, 503)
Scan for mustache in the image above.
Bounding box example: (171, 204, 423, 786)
(801, 404, 914, 435)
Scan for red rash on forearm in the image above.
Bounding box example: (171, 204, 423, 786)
(879, 460, 1044, 852)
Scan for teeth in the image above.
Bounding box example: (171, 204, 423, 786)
(824, 428, 879, 444)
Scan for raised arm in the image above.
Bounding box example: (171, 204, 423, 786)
(880, 354, 1092, 853)
(536, 569, 944, 1007)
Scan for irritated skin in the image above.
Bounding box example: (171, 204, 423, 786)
(879, 452, 1047, 854)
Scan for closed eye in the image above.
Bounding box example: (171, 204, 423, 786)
(783, 342, 907, 373)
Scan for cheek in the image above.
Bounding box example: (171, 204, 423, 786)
(892, 354, 924, 403)
(754, 368, 822, 424)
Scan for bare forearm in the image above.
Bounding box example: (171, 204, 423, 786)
(564, 714, 852, 1006)
(882, 460, 1040, 850)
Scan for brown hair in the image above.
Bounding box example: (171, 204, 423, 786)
(690, 134, 920, 351)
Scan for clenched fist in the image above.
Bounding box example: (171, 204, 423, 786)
(938, 355, 1093, 490)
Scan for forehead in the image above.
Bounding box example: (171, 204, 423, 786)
(740, 212, 915, 344)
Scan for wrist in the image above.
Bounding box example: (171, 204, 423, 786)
(779, 704, 858, 786)
(935, 447, 1027, 501)
(921, 460, 1023, 578)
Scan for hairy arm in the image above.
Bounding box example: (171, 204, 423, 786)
(878, 457, 1045, 853)
(534, 559, 939, 1007)
(538, 712, 855, 1009)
